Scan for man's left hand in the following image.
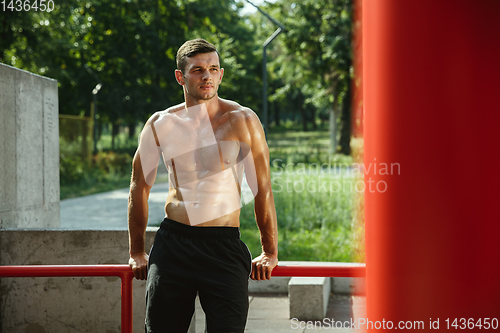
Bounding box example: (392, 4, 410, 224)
(251, 252, 278, 280)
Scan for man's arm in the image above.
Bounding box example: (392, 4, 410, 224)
(128, 114, 160, 280)
(240, 109, 278, 281)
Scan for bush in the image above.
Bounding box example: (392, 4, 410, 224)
(59, 153, 87, 183)
(60, 150, 133, 200)
(93, 151, 133, 175)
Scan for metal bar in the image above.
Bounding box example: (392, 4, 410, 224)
(244, 0, 285, 30)
(262, 44, 268, 133)
(263, 27, 283, 48)
(262, 26, 284, 134)
(243, 0, 285, 135)
(0, 264, 130, 277)
(0, 262, 366, 279)
(0, 262, 365, 331)
(120, 270, 134, 333)
(88, 102, 95, 168)
(92, 92, 98, 155)
(272, 262, 366, 277)
(0, 265, 134, 333)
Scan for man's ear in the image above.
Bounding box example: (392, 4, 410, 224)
(174, 69, 185, 85)
(219, 68, 224, 83)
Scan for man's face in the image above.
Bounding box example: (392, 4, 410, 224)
(176, 52, 224, 101)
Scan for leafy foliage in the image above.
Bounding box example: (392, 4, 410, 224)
(250, 0, 354, 152)
(2, 0, 355, 150)
(1, 0, 258, 124)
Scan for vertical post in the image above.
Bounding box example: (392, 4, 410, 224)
(329, 108, 337, 154)
(261, 27, 283, 135)
(120, 271, 134, 333)
(89, 101, 95, 168)
(262, 45, 268, 134)
(243, 0, 284, 135)
(92, 93, 98, 155)
(91, 83, 101, 155)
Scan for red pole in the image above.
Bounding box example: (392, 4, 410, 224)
(362, 0, 500, 330)
(120, 271, 134, 333)
(272, 262, 365, 277)
(0, 265, 134, 332)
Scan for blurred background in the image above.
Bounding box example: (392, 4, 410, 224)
(1, 0, 364, 263)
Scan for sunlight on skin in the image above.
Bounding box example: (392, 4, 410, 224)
(137, 103, 258, 225)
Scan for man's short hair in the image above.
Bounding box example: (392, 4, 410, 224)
(176, 39, 219, 73)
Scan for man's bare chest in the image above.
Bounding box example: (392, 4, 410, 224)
(160, 118, 241, 173)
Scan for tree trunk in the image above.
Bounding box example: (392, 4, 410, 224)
(311, 107, 317, 131)
(329, 107, 338, 154)
(81, 121, 88, 159)
(273, 102, 280, 127)
(329, 80, 340, 154)
(128, 122, 136, 140)
(111, 122, 120, 150)
(338, 79, 352, 155)
(98, 121, 103, 141)
(298, 95, 308, 132)
(300, 107, 307, 131)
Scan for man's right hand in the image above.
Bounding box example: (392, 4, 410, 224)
(129, 252, 149, 280)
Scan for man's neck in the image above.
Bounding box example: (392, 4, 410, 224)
(184, 95, 222, 120)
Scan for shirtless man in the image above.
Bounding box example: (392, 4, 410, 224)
(127, 39, 278, 332)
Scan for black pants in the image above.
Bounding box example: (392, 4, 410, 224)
(145, 218, 252, 333)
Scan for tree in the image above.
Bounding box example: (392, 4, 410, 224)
(262, 0, 354, 154)
(1, 0, 261, 148)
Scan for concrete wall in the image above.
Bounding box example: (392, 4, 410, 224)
(0, 63, 59, 229)
(0, 228, 158, 333)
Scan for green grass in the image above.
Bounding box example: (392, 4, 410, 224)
(239, 171, 365, 263)
(267, 129, 353, 166)
(243, 127, 365, 262)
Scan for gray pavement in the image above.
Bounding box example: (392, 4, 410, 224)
(60, 179, 169, 229)
(60, 173, 254, 229)
(60, 180, 366, 332)
(195, 294, 365, 332)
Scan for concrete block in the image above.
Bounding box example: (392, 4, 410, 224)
(331, 277, 366, 295)
(288, 277, 331, 321)
(249, 276, 290, 294)
(0, 63, 59, 229)
(249, 276, 366, 296)
(42, 77, 60, 205)
(0, 64, 17, 214)
(15, 67, 44, 209)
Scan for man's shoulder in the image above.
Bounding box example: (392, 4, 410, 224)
(220, 99, 264, 143)
(221, 99, 260, 125)
(157, 103, 185, 119)
(146, 103, 185, 126)
(164, 103, 185, 114)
